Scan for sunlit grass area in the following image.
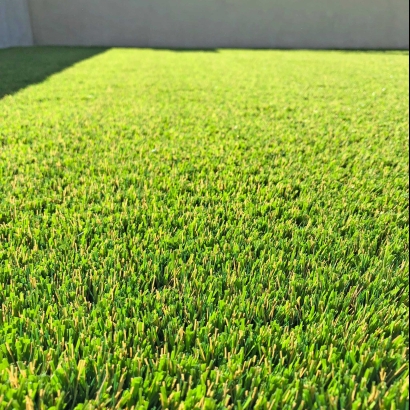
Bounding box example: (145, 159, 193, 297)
(0, 47, 408, 409)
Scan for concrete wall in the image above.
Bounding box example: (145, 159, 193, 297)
(0, 0, 33, 48)
(28, 0, 409, 49)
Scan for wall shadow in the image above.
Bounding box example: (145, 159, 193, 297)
(153, 48, 218, 53)
(314, 49, 409, 54)
(0, 46, 109, 99)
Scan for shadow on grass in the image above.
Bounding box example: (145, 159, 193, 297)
(151, 47, 407, 54)
(0, 46, 109, 99)
(326, 49, 409, 55)
(153, 48, 218, 53)
(152, 48, 409, 54)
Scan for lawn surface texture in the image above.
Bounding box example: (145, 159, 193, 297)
(0, 48, 408, 409)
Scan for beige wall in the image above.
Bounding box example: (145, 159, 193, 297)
(0, 0, 33, 48)
(23, 0, 410, 49)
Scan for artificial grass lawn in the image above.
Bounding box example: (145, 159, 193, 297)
(0, 47, 408, 409)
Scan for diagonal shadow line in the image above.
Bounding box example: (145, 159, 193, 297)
(0, 46, 110, 99)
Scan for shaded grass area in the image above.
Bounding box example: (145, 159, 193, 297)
(0, 48, 408, 409)
(0, 46, 108, 99)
